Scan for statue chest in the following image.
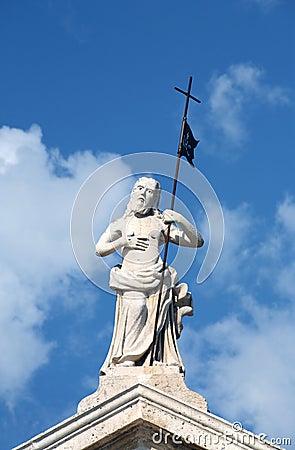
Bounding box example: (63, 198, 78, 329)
(125, 216, 164, 241)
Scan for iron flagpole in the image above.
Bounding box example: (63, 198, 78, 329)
(150, 76, 200, 365)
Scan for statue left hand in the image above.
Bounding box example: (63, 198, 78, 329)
(163, 209, 180, 224)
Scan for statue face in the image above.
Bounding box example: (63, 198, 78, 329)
(130, 178, 160, 213)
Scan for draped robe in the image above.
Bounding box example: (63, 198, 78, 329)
(100, 212, 191, 374)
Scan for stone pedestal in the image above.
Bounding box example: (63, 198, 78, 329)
(78, 366, 207, 413)
(13, 367, 281, 450)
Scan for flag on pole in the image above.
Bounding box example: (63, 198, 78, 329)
(180, 121, 199, 167)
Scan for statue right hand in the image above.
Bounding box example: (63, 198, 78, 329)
(126, 234, 149, 251)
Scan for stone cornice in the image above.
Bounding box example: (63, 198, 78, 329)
(14, 373, 281, 450)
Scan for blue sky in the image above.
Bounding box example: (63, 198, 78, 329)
(0, 1, 295, 449)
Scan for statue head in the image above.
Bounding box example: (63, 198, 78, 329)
(125, 177, 161, 216)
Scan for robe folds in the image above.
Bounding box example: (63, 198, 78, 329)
(100, 260, 190, 374)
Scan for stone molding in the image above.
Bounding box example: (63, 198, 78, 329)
(78, 366, 207, 413)
(13, 368, 281, 450)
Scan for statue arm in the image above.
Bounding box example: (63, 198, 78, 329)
(96, 223, 127, 257)
(163, 209, 204, 248)
(96, 220, 150, 257)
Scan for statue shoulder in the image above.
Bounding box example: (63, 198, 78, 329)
(111, 216, 125, 226)
(108, 216, 126, 234)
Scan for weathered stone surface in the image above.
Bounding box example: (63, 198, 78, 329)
(14, 367, 281, 450)
(78, 366, 207, 413)
(96, 176, 204, 373)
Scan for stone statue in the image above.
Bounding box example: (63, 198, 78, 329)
(96, 177, 204, 374)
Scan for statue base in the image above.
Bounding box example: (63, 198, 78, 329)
(78, 365, 208, 413)
(14, 366, 281, 450)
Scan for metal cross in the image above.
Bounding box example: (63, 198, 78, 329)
(174, 76, 201, 119)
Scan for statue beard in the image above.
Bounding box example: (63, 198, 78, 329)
(126, 196, 153, 216)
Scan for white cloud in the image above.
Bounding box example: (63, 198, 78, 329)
(0, 124, 130, 406)
(0, 125, 42, 173)
(181, 198, 295, 442)
(275, 198, 295, 300)
(257, 195, 295, 300)
(208, 203, 253, 285)
(208, 71, 246, 145)
(183, 299, 295, 438)
(276, 195, 295, 234)
(207, 63, 289, 148)
(244, 0, 280, 11)
(276, 262, 295, 300)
